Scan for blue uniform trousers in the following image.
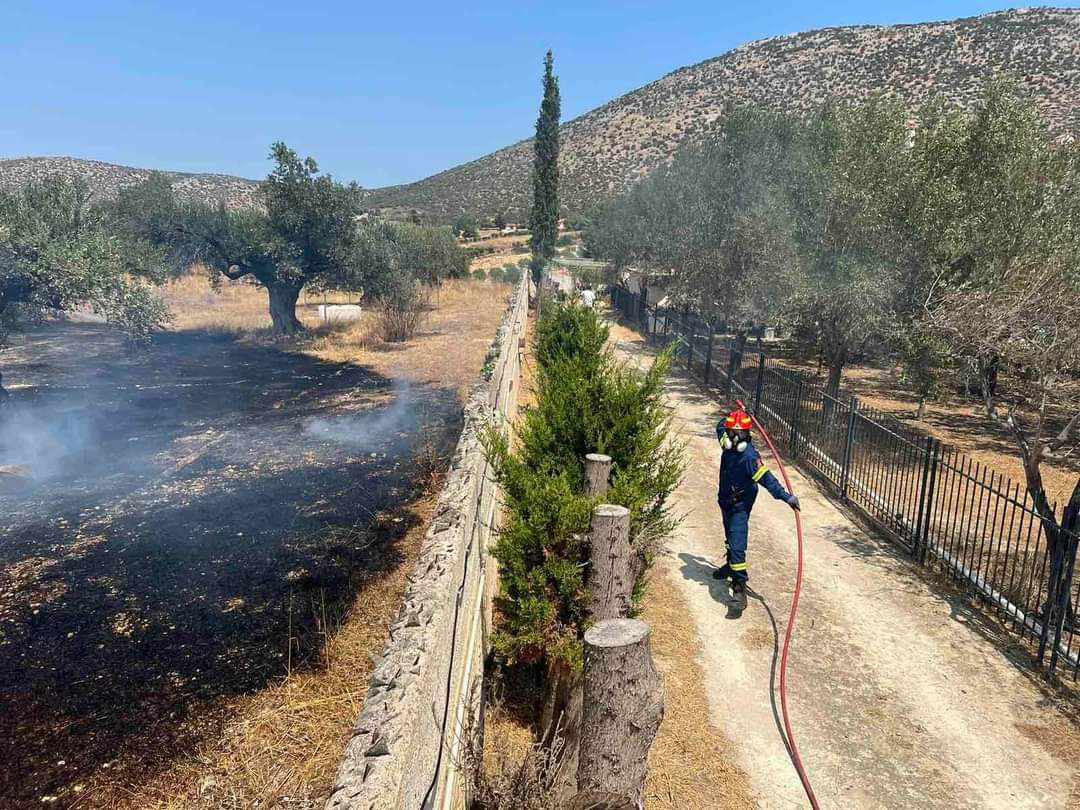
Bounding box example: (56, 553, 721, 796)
(721, 503, 751, 584)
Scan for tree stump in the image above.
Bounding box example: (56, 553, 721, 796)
(578, 619, 664, 810)
(585, 453, 613, 496)
(588, 505, 633, 621)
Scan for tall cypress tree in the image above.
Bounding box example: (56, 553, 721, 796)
(529, 50, 561, 290)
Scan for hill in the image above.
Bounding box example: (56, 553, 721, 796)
(0, 156, 261, 209)
(364, 7, 1080, 220)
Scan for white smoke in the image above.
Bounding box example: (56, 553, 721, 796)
(0, 404, 97, 481)
(302, 380, 418, 452)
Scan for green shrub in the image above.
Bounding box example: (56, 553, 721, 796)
(488, 266, 506, 283)
(502, 264, 523, 285)
(471, 268, 487, 281)
(453, 212, 480, 239)
(483, 301, 683, 669)
(555, 234, 574, 247)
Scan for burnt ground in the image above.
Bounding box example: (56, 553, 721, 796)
(0, 322, 459, 807)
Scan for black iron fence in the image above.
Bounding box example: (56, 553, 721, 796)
(612, 286, 1080, 681)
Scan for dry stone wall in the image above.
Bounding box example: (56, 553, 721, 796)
(326, 277, 528, 810)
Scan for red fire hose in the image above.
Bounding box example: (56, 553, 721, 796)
(737, 399, 820, 810)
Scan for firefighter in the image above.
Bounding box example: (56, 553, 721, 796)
(713, 409, 800, 609)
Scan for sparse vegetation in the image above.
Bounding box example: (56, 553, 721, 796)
(357, 9, 1080, 221)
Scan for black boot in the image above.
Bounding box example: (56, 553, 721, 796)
(731, 581, 747, 610)
(712, 563, 733, 580)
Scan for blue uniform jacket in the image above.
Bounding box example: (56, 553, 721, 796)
(716, 425, 790, 510)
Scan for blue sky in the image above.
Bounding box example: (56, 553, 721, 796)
(1, 1, 1062, 187)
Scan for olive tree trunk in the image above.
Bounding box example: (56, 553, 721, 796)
(266, 280, 305, 335)
(578, 619, 664, 810)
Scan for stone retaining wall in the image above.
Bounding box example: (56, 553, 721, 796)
(326, 277, 528, 810)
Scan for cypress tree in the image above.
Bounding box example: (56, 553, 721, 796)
(529, 50, 561, 291)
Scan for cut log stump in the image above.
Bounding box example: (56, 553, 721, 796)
(578, 619, 664, 810)
(587, 504, 633, 621)
(585, 453, 613, 496)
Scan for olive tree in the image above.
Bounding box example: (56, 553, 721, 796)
(919, 83, 1080, 565)
(0, 176, 168, 394)
(115, 143, 367, 335)
(780, 99, 911, 395)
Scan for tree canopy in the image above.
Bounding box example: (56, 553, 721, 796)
(587, 80, 1080, 554)
(114, 143, 467, 334)
(0, 176, 167, 344)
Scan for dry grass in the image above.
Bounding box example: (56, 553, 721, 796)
(642, 564, 756, 810)
(82, 499, 436, 810)
(160, 273, 513, 402)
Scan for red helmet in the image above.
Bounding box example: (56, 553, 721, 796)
(724, 410, 753, 431)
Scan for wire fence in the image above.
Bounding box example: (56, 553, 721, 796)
(612, 286, 1080, 682)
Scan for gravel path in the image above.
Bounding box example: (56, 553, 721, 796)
(614, 328, 1080, 810)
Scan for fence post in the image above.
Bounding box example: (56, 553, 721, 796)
(703, 326, 715, 387)
(753, 352, 766, 416)
(917, 440, 941, 565)
(1048, 512, 1079, 679)
(912, 434, 935, 558)
(686, 316, 696, 370)
(790, 377, 804, 459)
(840, 397, 858, 502)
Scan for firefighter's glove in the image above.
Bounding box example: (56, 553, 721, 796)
(787, 494, 801, 512)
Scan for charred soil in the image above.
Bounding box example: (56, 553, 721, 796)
(0, 280, 511, 808)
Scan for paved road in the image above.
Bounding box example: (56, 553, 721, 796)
(613, 326, 1080, 810)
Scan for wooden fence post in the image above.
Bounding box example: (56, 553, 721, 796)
(588, 505, 633, 621)
(546, 489, 626, 802)
(578, 619, 664, 810)
(585, 453, 613, 497)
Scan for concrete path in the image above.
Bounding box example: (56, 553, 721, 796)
(614, 328, 1080, 810)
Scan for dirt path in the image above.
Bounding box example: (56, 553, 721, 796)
(614, 327, 1080, 810)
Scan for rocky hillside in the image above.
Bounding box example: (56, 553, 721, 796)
(365, 7, 1080, 220)
(0, 156, 260, 209)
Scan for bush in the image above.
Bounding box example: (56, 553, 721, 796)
(555, 234, 574, 247)
(502, 264, 523, 285)
(488, 266, 506, 283)
(471, 268, 487, 281)
(453, 212, 480, 240)
(483, 301, 683, 669)
(375, 273, 426, 341)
